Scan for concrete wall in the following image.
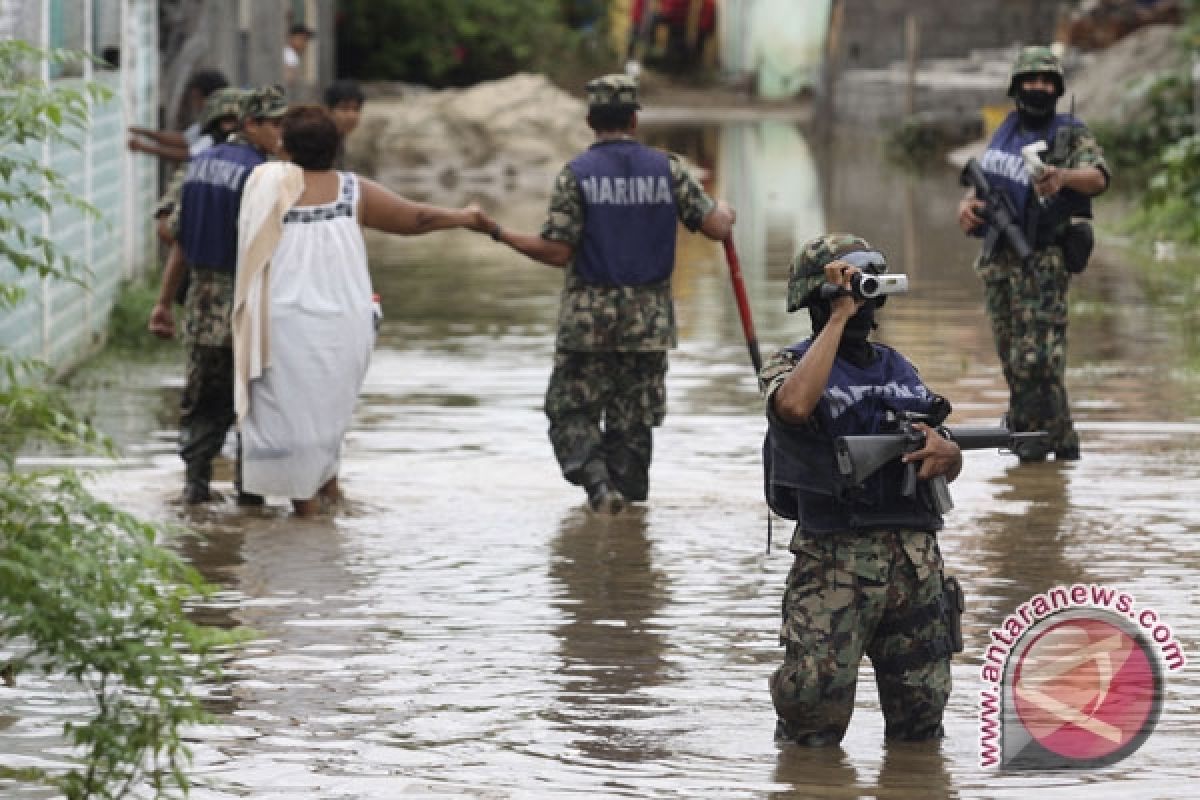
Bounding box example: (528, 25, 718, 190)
(0, 0, 159, 373)
(836, 0, 1070, 70)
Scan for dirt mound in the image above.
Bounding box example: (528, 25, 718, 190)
(345, 73, 592, 179)
(1071, 24, 1186, 125)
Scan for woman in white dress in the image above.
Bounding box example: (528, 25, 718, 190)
(234, 105, 490, 516)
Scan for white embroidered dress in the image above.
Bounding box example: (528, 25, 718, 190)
(240, 172, 374, 499)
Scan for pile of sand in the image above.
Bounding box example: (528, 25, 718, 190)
(1070, 24, 1187, 126)
(344, 73, 592, 180)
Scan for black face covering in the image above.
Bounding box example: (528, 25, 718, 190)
(808, 300, 878, 367)
(1016, 88, 1057, 127)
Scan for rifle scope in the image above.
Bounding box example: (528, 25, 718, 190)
(819, 273, 909, 302)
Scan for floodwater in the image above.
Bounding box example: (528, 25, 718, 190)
(2, 118, 1199, 799)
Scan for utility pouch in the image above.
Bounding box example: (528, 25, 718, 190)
(943, 575, 965, 653)
(1061, 220, 1094, 274)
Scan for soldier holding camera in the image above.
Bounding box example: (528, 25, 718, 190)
(760, 233, 963, 746)
(957, 46, 1110, 462)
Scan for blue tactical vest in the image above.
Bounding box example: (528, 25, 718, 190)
(567, 140, 678, 287)
(178, 141, 265, 271)
(763, 340, 945, 535)
(977, 112, 1093, 249)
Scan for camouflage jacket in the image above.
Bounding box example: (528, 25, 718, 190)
(541, 149, 716, 352)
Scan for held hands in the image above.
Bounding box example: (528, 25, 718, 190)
(148, 303, 176, 340)
(463, 203, 493, 234)
(901, 422, 962, 481)
(958, 196, 986, 234)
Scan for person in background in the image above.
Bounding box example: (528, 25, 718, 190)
(233, 105, 489, 516)
(150, 87, 247, 316)
(147, 87, 288, 506)
(283, 23, 315, 86)
(956, 46, 1109, 462)
(128, 68, 228, 164)
(324, 79, 366, 169)
(484, 74, 735, 514)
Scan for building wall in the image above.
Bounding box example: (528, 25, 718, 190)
(836, 0, 1070, 70)
(0, 0, 159, 374)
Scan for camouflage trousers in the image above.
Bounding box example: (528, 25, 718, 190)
(978, 247, 1078, 454)
(544, 349, 667, 502)
(179, 343, 236, 487)
(770, 530, 953, 745)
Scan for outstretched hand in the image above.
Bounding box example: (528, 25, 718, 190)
(902, 422, 962, 481)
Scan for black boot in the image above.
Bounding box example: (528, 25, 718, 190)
(586, 481, 626, 515)
(183, 480, 212, 504)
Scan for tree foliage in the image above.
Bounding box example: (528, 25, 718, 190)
(336, 0, 606, 86)
(1097, 0, 1200, 245)
(1, 39, 240, 799)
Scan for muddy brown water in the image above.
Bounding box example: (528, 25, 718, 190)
(2, 121, 1198, 798)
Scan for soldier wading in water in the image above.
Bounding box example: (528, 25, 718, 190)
(958, 46, 1109, 462)
(489, 74, 735, 513)
(760, 234, 965, 745)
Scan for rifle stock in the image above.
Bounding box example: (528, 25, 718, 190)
(834, 426, 1049, 489)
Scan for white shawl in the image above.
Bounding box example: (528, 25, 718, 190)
(233, 161, 305, 422)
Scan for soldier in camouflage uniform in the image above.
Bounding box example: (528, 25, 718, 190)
(958, 47, 1110, 462)
(148, 87, 287, 504)
(153, 88, 246, 308)
(761, 234, 963, 745)
(154, 87, 246, 240)
(488, 75, 735, 513)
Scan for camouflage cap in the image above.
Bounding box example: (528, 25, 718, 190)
(585, 74, 641, 110)
(200, 87, 245, 131)
(786, 233, 882, 312)
(1007, 46, 1064, 97)
(239, 85, 288, 121)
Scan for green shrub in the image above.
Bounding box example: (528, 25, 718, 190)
(336, 0, 611, 87)
(1, 39, 238, 799)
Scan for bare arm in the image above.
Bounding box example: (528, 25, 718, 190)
(491, 226, 573, 268)
(128, 137, 192, 163)
(129, 127, 189, 148)
(148, 242, 186, 339)
(359, 177, 487, 235)
(771, 261, 862, 423)
(699, 200, 736, 241)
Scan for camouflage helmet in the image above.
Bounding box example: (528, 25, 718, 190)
(786, 233, 884, 312)
(1007, 46, 1064, 98)
(200, 87, 245, 132)
(585, 74, 641, 110)
(239, 85, 288, 122)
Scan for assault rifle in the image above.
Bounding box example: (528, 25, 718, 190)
(960, 157, 1034, 265)
(833, 411, 1048, 514)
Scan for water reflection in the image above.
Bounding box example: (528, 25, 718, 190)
(967, 464, 1088, 626)
(715, 120, 825, 280)
(546, 508, 672, 765)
